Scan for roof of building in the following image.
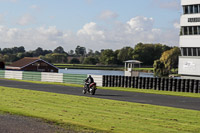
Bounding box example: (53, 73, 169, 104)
(124, 60, 142, 64)
(9, 57, 40, 68)
(8, 57, 58, 70)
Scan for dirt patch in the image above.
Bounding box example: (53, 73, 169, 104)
(0, 114, 76, 133)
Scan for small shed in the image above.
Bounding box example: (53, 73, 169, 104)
(6, 57, 59, 73)
(0, 62, 5, 70)
(124, 60, 142, 77)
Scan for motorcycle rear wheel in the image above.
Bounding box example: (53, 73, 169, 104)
(82, 89, 86, 94)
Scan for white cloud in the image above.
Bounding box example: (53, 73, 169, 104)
(0, 16, 179, 51)
(99, 10, 118, 20)
(173, 22, 180, 29)
(77, 22, 105, 40)
(127, 16, 154, 32)
(0, 14, 4, 23)
(30, 5, 40, 11)
(17, 14, 35, 25)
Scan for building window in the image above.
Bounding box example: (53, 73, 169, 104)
(193, 48, 197, 56)
(181, 26, 200, 36)
(181, 47, 200, 56)
(182, 48, 187, 56)
(183, 4, 200, 14)
(194, 5, 198, 13)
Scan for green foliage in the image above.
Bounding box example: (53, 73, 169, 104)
(75, 45, 86, 56)
(83, 56, 98, 65)
(70, 58, 80, 64)
(0, 43, 177, 66)
(99, 49, 118, 65)
(154, 47, 181, 77)
(117, 47, 134, 64)
(133, 43, 171, 66)
(53, 46, 66, 54)
(40, 53, 68, 63)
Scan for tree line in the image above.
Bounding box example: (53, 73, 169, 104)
(0, 43, 179, 68)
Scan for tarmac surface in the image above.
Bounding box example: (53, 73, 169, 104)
(0, 79, 200, 111)
(0, 114, 72, 133)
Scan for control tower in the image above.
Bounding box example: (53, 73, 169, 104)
(178, 0, 200, 79)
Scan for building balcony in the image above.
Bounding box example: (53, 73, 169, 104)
(180, 35, 200, 47)
(180, 14, 200, 26)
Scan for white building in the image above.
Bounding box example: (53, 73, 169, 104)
(178, 0, 200, 79)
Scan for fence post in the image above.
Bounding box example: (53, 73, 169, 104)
(172, 79, 177, 92)
(153, 78, 157, 90)
(135, 77, 139, 88)
(160, 78, 165, 91)
(124, 76, 128, 88)
(197, 80, 200, 93)
(168, 78, 172, 91)
(128, 77, 132, 88)
(193, 80, 198, 93)
(189, 79, 194, 93)
(142, 77, 146, 89)
(102, 75, 106, 87)
(156, 78, 161, 90)
(149, 78, 153, 89)
(121, 76, 125, 87)
(181, 79, 186, 92)
(185, 79, 190, 92)
(138, 77, 142, 89)
(164, 78, 168, 91)
(131, 77, 135, 88)
(176, 79, 181, 92)
(145, 77, 149, 89)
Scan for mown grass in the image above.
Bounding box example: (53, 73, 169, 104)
(4, 78, 200, 98)
(54, 63, 154, 72)
(0, 86, 200, 133)
(54, 64, 124, 70)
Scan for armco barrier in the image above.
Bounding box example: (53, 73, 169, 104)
(23, 71, 41, 81)
(5, 70, 23, 80)
(90, 75, 103, 87)
(102, 75, 200, 93)
(63, 73, 87, 85)
(42, 72, 63, 83)
(0, 70, 5, 78)
(1, 70, 100, 86)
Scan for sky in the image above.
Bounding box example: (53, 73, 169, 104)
(0, 0, 181, 52)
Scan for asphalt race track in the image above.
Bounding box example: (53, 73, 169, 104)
(0, 79, 200, 111)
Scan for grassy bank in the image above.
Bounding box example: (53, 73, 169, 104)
(0, 86, 200, 133)
(54, 64, 124, 71)
(54, 63, 153, 72)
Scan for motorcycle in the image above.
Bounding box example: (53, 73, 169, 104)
(83, 80, 97, 95)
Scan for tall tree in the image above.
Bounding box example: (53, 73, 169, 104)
(133, 43, 171, 66)
(117, 47, 134, 64)
(100, 49, 117, 65)
(75, 45, 86, 56)
(154, 47, 181, 76)
(54, 46, 66, 54)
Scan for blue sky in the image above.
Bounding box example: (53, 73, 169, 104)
(0, 0, 181, 51)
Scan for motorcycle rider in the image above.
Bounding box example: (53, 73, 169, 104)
(85, 75, 94, 91)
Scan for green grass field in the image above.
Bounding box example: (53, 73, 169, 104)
(0, 86, 200, 133)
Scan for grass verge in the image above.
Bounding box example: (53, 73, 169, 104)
(0, 86, 200, 133)
(3, 78, 200, 98)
